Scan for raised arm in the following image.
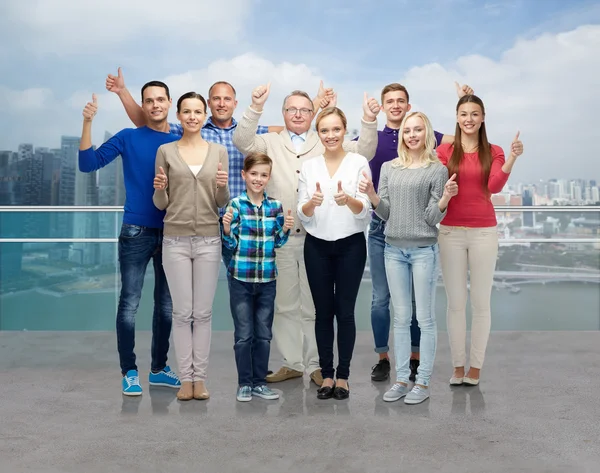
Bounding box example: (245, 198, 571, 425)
(232, 83, 271, 155)
(373, 163, 391, 221)
(152, 147, 169, 210)
(342, 93, 380, 160)
(424, 166, 449, 227)
(78, 94, 122, 172)
(106, 67, 146, 128)
(215, 147, 230, 208)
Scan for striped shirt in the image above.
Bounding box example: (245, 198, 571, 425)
(222, 191, 290, 283)
(170, 118, 269, 207)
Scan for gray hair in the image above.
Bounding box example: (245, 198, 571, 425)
(281, 90, 313, 112)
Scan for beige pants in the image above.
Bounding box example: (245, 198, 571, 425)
(162, 235, 221, 382)
(438, 225, 498, 369)
(272, 235, 320, 374)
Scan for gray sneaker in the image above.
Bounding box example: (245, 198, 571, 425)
(404, 385, 430, 405)
(383, 383, 410, 402)
(236, 385, 252, 402)
(252, 385, 280, 400)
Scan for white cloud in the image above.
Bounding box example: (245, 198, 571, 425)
(1, 25, 599, 184)
(2, 0, 250, 54)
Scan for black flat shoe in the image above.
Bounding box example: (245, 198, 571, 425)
(333, 383, 350, 400)
(317, 383, 335, 400)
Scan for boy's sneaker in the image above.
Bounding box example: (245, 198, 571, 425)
(405, 385, 430, 405)
(252, 385, 280, 400)
(148, 366, 181, 388)
(383, 383, 409, 402)
(371, 358, 391, 381)
(236, 386, 252, 402)
(122, 370, 142, 396)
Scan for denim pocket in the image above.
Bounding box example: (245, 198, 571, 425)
(120, 224, 143, 239)
(163, 236, 180, 247)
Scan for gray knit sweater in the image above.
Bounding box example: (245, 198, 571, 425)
(374, 160, 448, 247)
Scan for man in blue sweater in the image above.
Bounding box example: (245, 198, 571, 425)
(78, 81, 181, 396)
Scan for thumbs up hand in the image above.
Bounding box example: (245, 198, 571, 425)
(454, 81, 474, 98)
(334, 180, 349, 206)
(153, 166, 168, 190)
(222, 207, 234, 234)
(311, 182, 324, 207)
(283, 209, 294, 231)
(510, 131, 523, 158)
(362, 92, 380, 121)
(106, 67, 126, 94)
(82, 94, 98, 121)
(216, 162, 228, 188)
(358, 170, 375, 198)
(251, 82, 271, 111)
(443, 173, 458, 199)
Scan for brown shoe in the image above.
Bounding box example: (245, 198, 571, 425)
(310, 369, 324, 386)
(193, 381, 210, 400)
(177, 381, 193, 401)
(266, 367, 303, 383)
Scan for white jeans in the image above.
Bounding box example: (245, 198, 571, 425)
(272, 235, 319, 374)
(438, 225, 498, 369)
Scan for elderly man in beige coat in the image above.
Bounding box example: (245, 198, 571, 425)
(232, 83, 380, 386)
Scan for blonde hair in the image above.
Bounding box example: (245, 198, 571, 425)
(391, 111, 439, 169)
(315, 107, 347, 130)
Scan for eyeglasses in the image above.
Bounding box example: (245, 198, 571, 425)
(284, 107, 313, 116)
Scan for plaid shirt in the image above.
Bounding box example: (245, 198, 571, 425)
(222, 191, 290, 283)
(170, 118, 269, 209)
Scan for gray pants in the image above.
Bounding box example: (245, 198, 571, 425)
(162, 235, 221, 382)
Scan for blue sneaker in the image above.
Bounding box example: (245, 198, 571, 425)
(236, 386, 252, 402)
(148, 366, 181, 388)
(252, 385, 280, 400)
(122, 370, 142, 396)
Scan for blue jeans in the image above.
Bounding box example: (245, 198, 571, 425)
(368, 215, 420, 354)
(384, 243, 439, 386)
(117, 223, 172, 375)
(229, 278, 276, 387)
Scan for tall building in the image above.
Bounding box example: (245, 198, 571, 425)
(522, 189, 535, 227)
(592, 186, 600, 203)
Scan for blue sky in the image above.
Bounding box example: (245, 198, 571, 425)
(0, 0, 599, 182)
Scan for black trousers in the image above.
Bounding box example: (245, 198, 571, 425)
(304, 232, 367, 380)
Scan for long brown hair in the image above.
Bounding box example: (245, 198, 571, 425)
(447, 95, 492, 193)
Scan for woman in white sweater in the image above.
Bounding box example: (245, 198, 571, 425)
(297, 107, 371, 400)
(360, 111, 458, 405)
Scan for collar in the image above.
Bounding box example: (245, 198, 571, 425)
(240, 190, 268, 206)
(383, 125, 399, 134)
(288, 131, 308, 140)
(204, 116, 238, 131)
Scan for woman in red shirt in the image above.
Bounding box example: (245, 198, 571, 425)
(436, 94, 523, 386)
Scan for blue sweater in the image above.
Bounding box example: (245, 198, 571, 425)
(79, 126, 179, 228)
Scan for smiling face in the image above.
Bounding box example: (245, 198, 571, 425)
(177, 98, 207, 133)
(382, 90, 412, 128)
(208, 83, 237, 126)
(402, 115, 427, 151)
(142, 86, 171, 124)
(457, 101, 484, 136)
(283, 94, 314, 135)
(242, 163, 271, 195)
(317, 113, 346, 153)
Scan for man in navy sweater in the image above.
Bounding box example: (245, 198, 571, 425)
(78, 81, 181, 396)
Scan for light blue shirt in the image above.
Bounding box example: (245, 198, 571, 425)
(288, 131, 307, 153)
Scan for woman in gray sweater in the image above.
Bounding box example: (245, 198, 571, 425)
(360, 111, 457, 404)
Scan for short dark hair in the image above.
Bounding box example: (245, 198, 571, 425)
(381, 83, 409, 104)
(176, 92, 207, 113)
(208, 81, 237, 98)
(243, 152, 272, 172)
(141, 81, 170, 101)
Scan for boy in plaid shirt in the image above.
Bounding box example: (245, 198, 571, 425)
(222, 152, 294, 402)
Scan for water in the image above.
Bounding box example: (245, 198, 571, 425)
(1, 279, 598, 331)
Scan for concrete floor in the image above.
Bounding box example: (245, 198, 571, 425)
(1, 331, 599, 473)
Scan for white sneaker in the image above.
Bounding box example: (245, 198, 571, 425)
(383, 383, 410, 402)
